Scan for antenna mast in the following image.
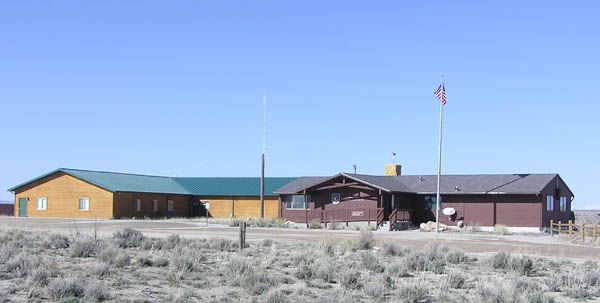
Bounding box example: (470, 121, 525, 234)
(260, 94, 266, 218)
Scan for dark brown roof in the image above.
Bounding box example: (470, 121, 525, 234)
(274, 173, 571, 196)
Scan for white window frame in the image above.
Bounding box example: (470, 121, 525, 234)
(135, 199, 142, 212)
(167, 200, 174, 212)
(153, 199, 158, 212)
(37, 197, 47, 210)
(78, 197, 90, 211)
(559, 196, 567, 212)
(285, 195, 307, 210)
(546, 195, 554, 212)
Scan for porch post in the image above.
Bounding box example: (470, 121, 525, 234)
(391, 194, 395, 210)
(304, 190, 308, 228)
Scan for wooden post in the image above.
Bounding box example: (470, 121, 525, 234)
(593, 224, 597, 239)
(568, 220, 573, 236)
(346, 211, 349, 227)
(550, 220, 554, 237)
(558, 221, 562, 236)
(238, 221, 246, 251)
(580, 223, 585, 241)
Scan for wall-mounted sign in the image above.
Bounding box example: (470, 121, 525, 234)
(351, 211, 364, 217)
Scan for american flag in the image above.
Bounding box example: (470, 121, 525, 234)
(434, 84, 447, 105)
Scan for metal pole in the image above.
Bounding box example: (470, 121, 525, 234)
(435, 79, 444, 233)
(260, 95, 266, 218)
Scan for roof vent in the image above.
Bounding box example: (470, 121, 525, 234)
(455, 186, 461, 192)
(419, 176, 424, 182)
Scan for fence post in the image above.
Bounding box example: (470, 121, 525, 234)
(238, 221, 246, 251)
(580, 223, 585, 241)
(568, 220, 573, 236)
(594, 224, 597, 239)
(558, 221, 562, 236)
(550, 220, 554, 237)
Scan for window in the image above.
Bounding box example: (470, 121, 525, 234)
(284, 195, 306, 210)
(560, 196, 567, 212)
(153, 200, 158, 212)
(331, 193, 341, 204)
(135, 199, 142, 212)
(37, 197, 47, 210)
(78, 197, 90, 211)
(546, 195, 554, 212)
(167, 200, 174, 212)
(424, 195, 439, 210)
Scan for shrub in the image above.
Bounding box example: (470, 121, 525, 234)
(445, 271, 467, 289)
(28, 267, 50, 286)
(0, 242, 19, 263)
(89, 262, 110, 277)
(387, 262, 411, 277)
(490, 252, 535, 276)
(44, 233, 70, 249)
(364, 282, 385, 299)
(47, 277, 85, 300)
(382, 243, 406, 256)
(491, 252, 510, 269)
(172, 247, 205, 272)
(84, 281, 110, 302)
(97, 245, 130, 267)
(360, 251, 384, 273)
(340, 269, 361, 290)
(397, 281, 429, 303)
(112, 228, 145, 248)
(315, 259, 336, 283)
(445, 249, 467, 264)
(262, 289, 288, 303)
(151, 256, 169, 267)
(69, 237, 97, 258)
(163, 234, 181, 249)
(355, 230, 375, 250)
(5, 253, 41, 276)
(308, 218, 322, 229)
(262, 239, 274, 247)
(328, 219, 341, 230)
(319, 241, 335, 256)
(209, 238, 234, 251)
(494, 224, 509, 235)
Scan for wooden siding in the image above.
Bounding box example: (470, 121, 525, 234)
(280, 182, 382, 223)
(13, 172, 113, 219)
(438, 194, 541, 228)
(200, 197, 279, 219)
(113, 192, 191, 219)
(540, 176, 574, 227)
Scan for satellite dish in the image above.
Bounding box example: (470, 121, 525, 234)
(442, 207, 456, 216)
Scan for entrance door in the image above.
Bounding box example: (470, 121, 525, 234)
(18, 198, 27, 217)
(191, 202, 206, 217)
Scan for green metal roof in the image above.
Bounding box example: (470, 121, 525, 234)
(173, 177, 297, 196)
(8, 168, 296, 197)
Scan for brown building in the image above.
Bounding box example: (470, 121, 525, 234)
(274, 169, 574, 230)
(8, 168, 295, 220)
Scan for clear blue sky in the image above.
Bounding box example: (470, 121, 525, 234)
(1, 1, 598, 209)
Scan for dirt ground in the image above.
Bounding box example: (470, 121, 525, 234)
(2, 217, 598, 261)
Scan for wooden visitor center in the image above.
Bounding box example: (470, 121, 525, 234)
(8, 167, 574, 230)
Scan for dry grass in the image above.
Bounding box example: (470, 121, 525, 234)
(0, 227, 597, 302)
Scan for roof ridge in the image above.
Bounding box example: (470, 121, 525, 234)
(60, 168, 172, 179)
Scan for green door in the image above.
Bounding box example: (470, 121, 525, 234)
(18, 198, 27, 217)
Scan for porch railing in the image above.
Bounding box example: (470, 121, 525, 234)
(304, 207, 384, 227)
(388, 208, 412, 231)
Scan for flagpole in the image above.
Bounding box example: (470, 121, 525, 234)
(260, 94, 266, 218)
(435, 76, 444, 233)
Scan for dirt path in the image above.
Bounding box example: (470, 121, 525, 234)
(2, 217, 599, 261)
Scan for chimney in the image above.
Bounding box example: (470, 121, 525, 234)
(384, 164, 402, 176)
